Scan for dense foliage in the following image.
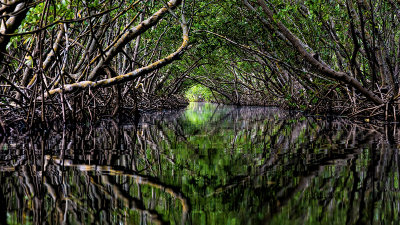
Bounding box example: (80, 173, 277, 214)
(1, 0, 400, 128)
(185, 0, 400, 118)
(0, 0, 190, 127)
(184, 84, 214, 102)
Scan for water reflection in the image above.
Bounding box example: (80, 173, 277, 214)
(1, 102, 400, 224)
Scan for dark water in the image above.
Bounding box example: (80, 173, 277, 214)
(1, 102, 399, 225)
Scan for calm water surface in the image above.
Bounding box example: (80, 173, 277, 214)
(1, 102, 399, 224)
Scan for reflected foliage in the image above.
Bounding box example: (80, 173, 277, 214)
(1, 103, 400, 224)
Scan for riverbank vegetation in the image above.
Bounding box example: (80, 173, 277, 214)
(1, 0, 400, 130)
(0, 0, 190, 129)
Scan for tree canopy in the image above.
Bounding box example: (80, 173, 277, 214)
(1, 0, 400, 128)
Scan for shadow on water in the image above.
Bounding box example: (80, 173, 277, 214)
(1, 102, 400, 224)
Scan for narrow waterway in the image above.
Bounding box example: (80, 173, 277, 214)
(1, 102, 399, 224)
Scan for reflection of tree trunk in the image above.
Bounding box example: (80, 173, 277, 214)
(0, 176, 7, 225)
(4, 104, 400, 224)
(355, 142, 378, 225)
(345, 156, 360, 225)
(97, 174, 167, 225)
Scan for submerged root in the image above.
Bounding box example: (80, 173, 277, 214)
(0, 89, 189, 134)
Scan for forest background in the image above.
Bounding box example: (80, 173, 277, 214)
(1, 0, 399, 129)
